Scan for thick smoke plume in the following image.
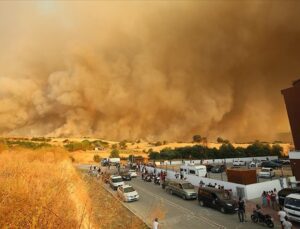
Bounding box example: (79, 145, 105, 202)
(0, 1, 299, 142)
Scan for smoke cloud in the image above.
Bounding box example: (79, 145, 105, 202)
(0, 1, 299, 142)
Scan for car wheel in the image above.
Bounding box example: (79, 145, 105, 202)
(182, 195, 186, 200)
(220, 207, 225, 213)
(170, 190, 173, 195)
(199, 200, 204, 206)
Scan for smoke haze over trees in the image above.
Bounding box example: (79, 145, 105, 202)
(0, 1, 299, 142)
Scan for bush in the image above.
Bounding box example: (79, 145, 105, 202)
(193, 135, 202, 143)
(110, 149, 120, 158)
(119, 140, 127, 149)
(93, 154, 101, 163)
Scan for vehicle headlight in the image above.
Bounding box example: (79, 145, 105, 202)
(226, 203, 232, 206)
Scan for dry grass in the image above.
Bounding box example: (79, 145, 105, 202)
(0, 147, 92, 229)
(82, 176, 148, 229)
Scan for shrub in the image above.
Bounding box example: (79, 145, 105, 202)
(192, 135, 202, 143)
(110, 149, 120, 158)
(93, 154, 101, 162)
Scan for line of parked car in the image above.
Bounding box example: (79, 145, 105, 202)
(103, 168, 140, 202)
(153, 176, 274, 227)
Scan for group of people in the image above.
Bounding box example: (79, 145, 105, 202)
(261, 189, 279, 210)
(88, 165, 101, 178)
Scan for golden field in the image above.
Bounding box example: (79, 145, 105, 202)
(0, 144, 146, 228)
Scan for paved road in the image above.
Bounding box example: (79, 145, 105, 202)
(77, 164, 280, 229)
(125, 178, 266, 229)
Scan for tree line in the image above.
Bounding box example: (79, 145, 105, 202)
(149, 141, 283, 160)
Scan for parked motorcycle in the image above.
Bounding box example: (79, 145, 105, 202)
(251, 209, 274, 228)
(154, 176, 160, 185)
(143, 174, 152, 182)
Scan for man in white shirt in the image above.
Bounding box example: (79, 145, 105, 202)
(278, 207, 287, 226)
(153, 218, 159, 229)
(282, 216, 292, 229)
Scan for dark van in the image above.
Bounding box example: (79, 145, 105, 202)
(198, 187, 238, 213)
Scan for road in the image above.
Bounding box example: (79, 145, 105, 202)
(78, 165, 279, 229)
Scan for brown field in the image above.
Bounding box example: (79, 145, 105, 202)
(0, 146, 92, 228)
(0, 144, 147, 228)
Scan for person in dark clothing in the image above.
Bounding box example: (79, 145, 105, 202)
(238, 197, 245, 222)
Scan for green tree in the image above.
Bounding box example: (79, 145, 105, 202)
(110, 149, 120, 158)
(217, 137, 224, 143)
(119, 140, 127, 149)
(93, 154, 101, 162)
(193, 135, 202, 143)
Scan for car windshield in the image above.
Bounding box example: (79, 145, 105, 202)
(261, 169, 270, 172)
(112, 178, 123, 183)
(124, 187, 135, 193)
(285, 197, 300, 208)
(182, 183, 194, 189)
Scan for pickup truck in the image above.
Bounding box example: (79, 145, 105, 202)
(259, 167, 275, 178)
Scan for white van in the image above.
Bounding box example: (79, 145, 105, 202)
(180, 165, 207, 177)
(259, 167, 275, 178)
(284, 193, 300, 222)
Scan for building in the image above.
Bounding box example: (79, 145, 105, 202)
(282, 79, 300, 180)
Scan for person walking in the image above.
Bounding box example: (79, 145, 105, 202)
(153, 218, 159, 229)
(262, 191, 267, 207)
(282, 216, 292, 229)
(271, 191, 277, 210)
(278, 207, 287, 229)
(238, 197, 245, 223)
(266, 191, 271, 207)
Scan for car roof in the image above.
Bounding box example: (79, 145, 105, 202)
(198, 186, 227, 194)
(111, 175, 122, 178)
(122, 184, 133, 189)
(286, 193, 300, 199)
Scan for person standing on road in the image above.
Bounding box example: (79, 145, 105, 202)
(278, 207, 287, 229)
(282, 216, 292, 229)
(153, 218, 159, 229)
(271, 191, 277, 210)
(238, 197, 245, 223)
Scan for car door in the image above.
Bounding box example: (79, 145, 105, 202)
(204, 191, 213, 206)
(174, 183, 180, 196)
(211, 193, 219, 209)
(178, 184, 184, 196)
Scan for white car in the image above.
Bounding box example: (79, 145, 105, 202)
(249, 160, 261, 168)
(259, 167, 275, 178)
(117, 185, 139, 202)
(233, 160, 246, 166)
(128, 169, 137, 178)
(109, 175, 124, 190)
